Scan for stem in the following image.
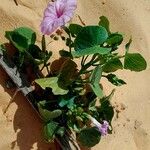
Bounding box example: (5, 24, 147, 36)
(81, 55, 89, 66)
(90, 54, 98, 62)
(68, 34, 72, 53)
(82, 55, 89, 66)
(92, 57, 100, 64)
(78, 15, 86, 26)
(63, 26, 72, 53)
(69, 47, 71, 53)
(40, 61, 50, 75)
(79, 55, 99, 75)
(78, 62, 91, 75)
(42, 35, 46, 52)
(46, 64, 50, 75)
(111, 55, 125, 59)
(24, 51, 37, 67)
(76, 80, 89, 84)
(82, 69, 93, 74)
(40, 65, 45, 72)
(43, 60, 49, 75)
(81, 56, 85, 66)
(92, 63, 101, 66)
(42, 35, 50, 74)
(24, 50, 50, 75)
(117, 55, 125, 59)
(102, 75, 107, 78)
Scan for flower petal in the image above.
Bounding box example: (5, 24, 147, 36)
(41, 0, 77, 35)
(99, 120, 109, 136)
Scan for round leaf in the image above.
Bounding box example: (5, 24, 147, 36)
(78, 127, 101, 147)
(106, 33, 123, 46)
(5, 31, 28, 52)
(5, 27, 36, 52)
(124, 53, 147, 72)
(69, 24, 83, 36)
(99, 16, 110, 34)
(14, 27, 36, 45)
(72, 46, 111, 57)
(103, 58, 123, 73)
(74, 26, 108, 51)
(43, 122, 58, 142)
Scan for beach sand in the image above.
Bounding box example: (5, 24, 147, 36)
(0, 0, 150, 149)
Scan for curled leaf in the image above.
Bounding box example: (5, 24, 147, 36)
(35, 77, 68, 95)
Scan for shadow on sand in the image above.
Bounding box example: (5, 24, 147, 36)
(0, 66, 56, 150)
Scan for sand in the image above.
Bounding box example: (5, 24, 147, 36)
(0, 0, 150, 150)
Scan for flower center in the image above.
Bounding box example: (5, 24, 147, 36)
(56, 6, 65, 18)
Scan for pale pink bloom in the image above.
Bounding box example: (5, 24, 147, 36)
(89, 116, 109, 136)
(99, 120, 109, 136)
(41, 0, 77, 35)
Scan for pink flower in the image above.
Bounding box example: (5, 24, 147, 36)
(89, 116, 109, 136)
(98, 120, 109, 136)
(41, 0, 77, 35)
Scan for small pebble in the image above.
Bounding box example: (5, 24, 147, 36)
(126, 118, 130, 122)
(102, 1, 105, 5)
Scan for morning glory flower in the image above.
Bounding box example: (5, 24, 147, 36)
(41, 0, 77, 35)
(99, 120, 109, 136)
(89, 116, 109, 136)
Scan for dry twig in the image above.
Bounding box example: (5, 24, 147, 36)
(14, 0, 18, 6)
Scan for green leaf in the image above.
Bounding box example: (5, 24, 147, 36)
(0, 44, 6, 52)
(90, 66, 102, 86)
(59, 96, 75, 109)
(98, 90, 115, 123)
(44, 51, 52, 63)
(86, 92, 97, 107)
(5, 31, 28, 52)
(5, 27, 36, 52)
(18, 52, 25, 67)
(78, 127, 101, 147)
(72, 46, 111, 57)
(90, 66, 103, 98)
(38, 101, 62, 122)
(68, 121, 81, 132)
(99, 100, 114, 123)
(125, 38, 132, 53)
(35, 77, 68, 95)
(106, 33, 123, 46)
(43, 121, 58, 142)
(103, 58, 123, 73)
(58, 59, 77, 89)
(99, 16, 110, 34)
(69, 24, 83, 36)
(66, 38, 73, 47)
(14, 27, 36, 45)
(59, 50, 72, 58)
(100, 89, 115, 103)
(106, 74, 126, 86)
(28, 44, 42, 59)
(30, 47, 52, 64)
(56, 127, 65, 137)
(74, 26, 108, 51)
(124, 53, 147, 72)
(63, 26, 71, 36)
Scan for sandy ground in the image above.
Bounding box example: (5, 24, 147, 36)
(0, 0, 150, 150)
